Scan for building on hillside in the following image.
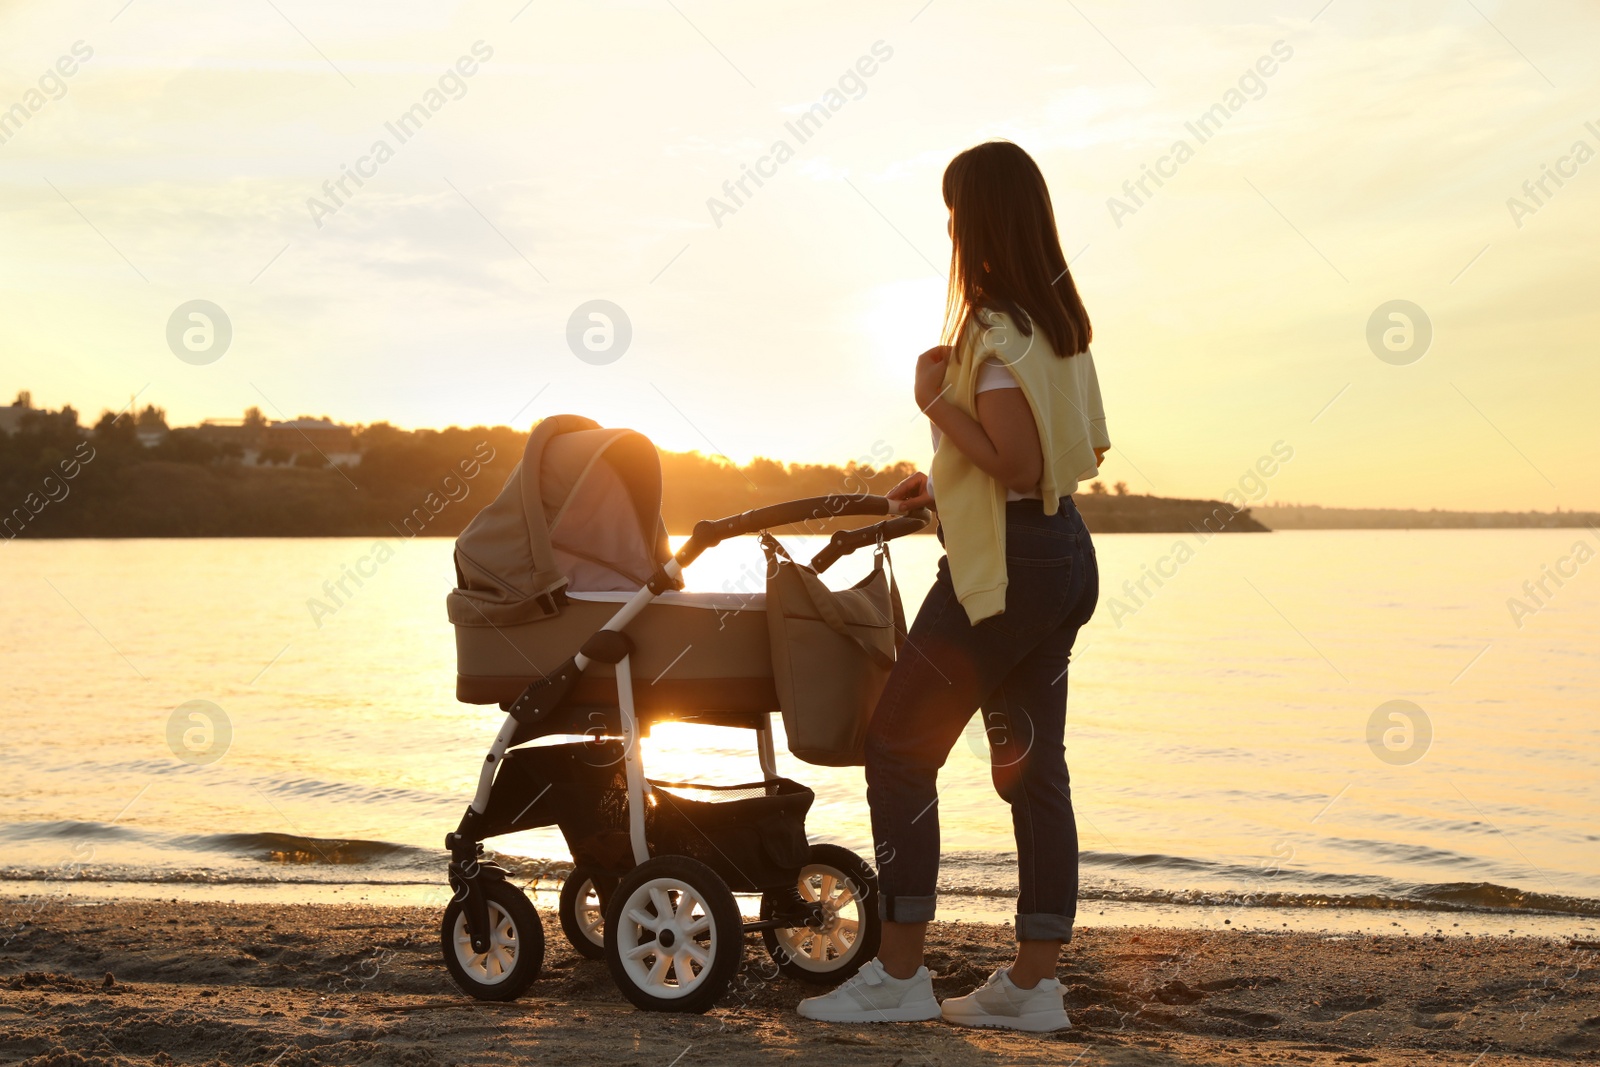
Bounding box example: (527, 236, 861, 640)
(262, 418, 360, 467)
(196, 416, 361, 468)
(261, 417, 353, 453)
(195, 419, 262, 454)
(1, 400, 82, 436)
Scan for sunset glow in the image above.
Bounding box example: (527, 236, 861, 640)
(3, 1, 1596, 512)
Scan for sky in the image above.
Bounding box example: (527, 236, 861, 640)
(1, 0, 1596, 512)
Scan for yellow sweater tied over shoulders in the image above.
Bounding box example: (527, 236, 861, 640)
(928, 308, 1110, 626)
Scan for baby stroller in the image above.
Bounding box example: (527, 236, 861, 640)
(440, 415, 929, 1013)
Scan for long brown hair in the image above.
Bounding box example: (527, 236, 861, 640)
(941, 141, 1092, 359)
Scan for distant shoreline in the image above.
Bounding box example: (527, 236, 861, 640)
(1255, 503, 1600, 531)
(4, 403, 1594, 539)
(5, 458, 1594, 539)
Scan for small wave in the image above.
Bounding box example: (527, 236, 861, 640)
(0, 820, 144, 843)
(0, 869, 440, 886)
(934, 879, 1600, 918)
(9, 864, 1594, 917)
(249, 774, 459, 810)
(1319, 837, 1492, 869)
(1409, 881, 1600, 915)
(938, 850, 1600, 917)
(5, 828, 1598, 919)
(178, 832, 434, 868)
(42, 758, 205, 778)
(0, 846, 568, 887)
(1081, 851, 1221, 873)
(1098, 882, 1600, 917)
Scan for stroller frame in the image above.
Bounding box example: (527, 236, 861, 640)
(441, 492, 928, 1012)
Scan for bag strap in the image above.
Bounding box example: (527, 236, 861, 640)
(761, 532, 895, 669)
(882, 541, 906, 646)
(862, 540, 907, 653)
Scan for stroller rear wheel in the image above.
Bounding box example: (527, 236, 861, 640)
(440, 879, 544, 1001)
(760, 843, 879, 984)
(603, 855, 742, 1013)
(558, 864, 609, 960)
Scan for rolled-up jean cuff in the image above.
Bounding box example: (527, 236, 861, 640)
(1015, 913, 1075, 942)
(879, 894, 936, 923)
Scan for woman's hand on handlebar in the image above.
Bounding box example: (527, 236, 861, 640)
(887, 471, 936, 512)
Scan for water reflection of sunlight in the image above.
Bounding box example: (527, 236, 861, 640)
(516, 724, 773, 786)
(640, 722, 767, 784)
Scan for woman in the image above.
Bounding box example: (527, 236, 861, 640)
(799, 141, 1108, 1031)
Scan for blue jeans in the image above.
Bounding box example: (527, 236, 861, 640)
(864, 497, 1098, 942)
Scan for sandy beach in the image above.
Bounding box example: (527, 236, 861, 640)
(3, 897, 1597, 1067)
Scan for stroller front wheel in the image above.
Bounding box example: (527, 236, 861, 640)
(603, 855, 742, 1013)
(440, 879, 545, 1001)
(760, 843, 880, 984)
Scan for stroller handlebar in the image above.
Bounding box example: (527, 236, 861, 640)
(809, 511, 932, 574)
(674, 494, 929, 568)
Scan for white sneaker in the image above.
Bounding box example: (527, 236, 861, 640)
(796, 958, 941, 1023)
(940, 967, 1072, 1032)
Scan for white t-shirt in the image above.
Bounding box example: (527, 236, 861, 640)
(928, 357, 1041, 502)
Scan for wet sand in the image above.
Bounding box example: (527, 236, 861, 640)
(2, 897, 1597, 1066)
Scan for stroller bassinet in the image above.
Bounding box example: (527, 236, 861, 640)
(448, 414, 776, 723)
(437, 414, 928, 1013)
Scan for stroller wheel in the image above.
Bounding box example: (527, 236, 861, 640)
(603, 855, 742, 1013)
(440, 879, 545, 1001)
(558, 865, 609, 960)
(760, 843, 880, 985)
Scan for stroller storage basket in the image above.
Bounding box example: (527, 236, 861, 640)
(648, 778, 814, 893)
(477, 742, 814, 894)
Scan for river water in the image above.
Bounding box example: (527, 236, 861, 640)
(3, 529, 1596, 935)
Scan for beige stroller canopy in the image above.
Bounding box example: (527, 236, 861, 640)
(447, 414, 675, 628)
